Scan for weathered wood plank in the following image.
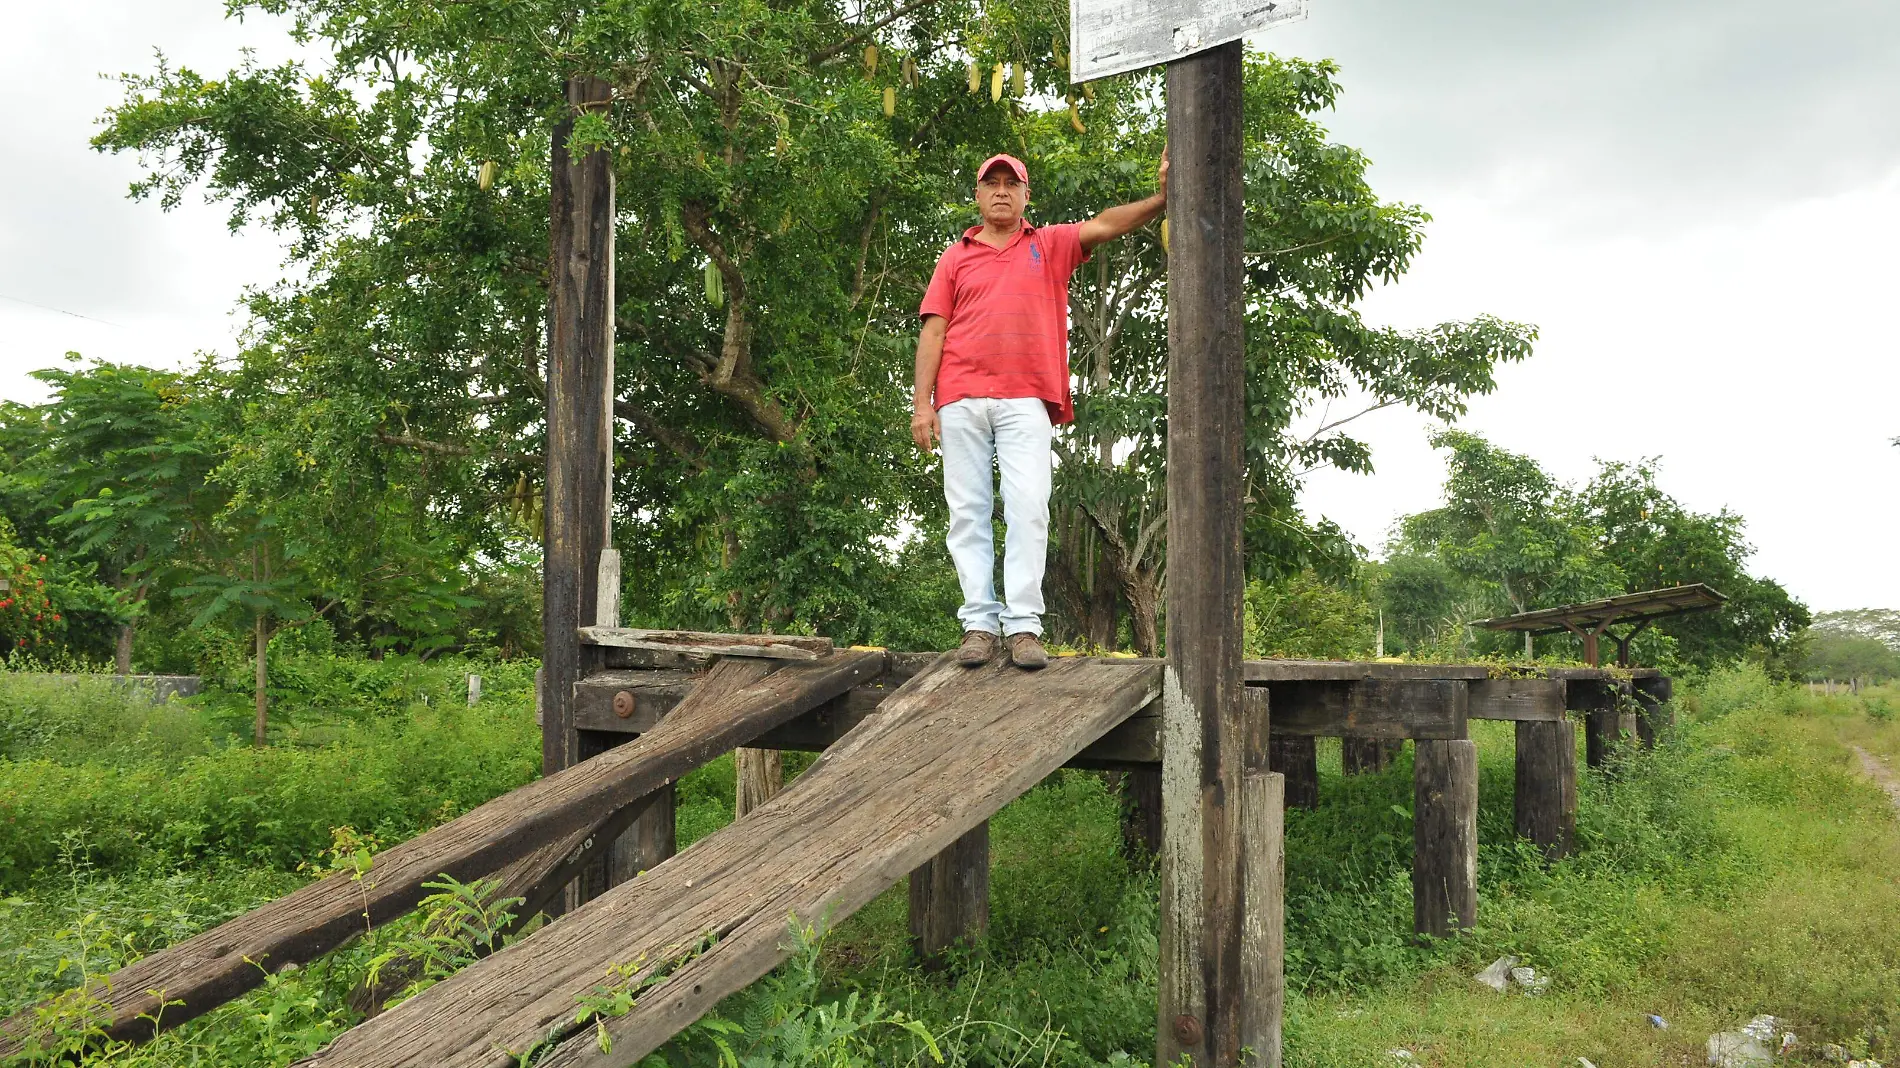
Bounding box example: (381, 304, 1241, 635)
(1240, 687, 1284, 1068)
(0, 651, 883, 1055)
(1246, 661, 1489, 682)
(293, 655, 1164, 1068)
(1413, 738, 1478, 938)
(571, 669, 698, 732)
(1268, 680, 1468, 740)
(577, 627, 831, 660)
(1468, 678, 1566, 722)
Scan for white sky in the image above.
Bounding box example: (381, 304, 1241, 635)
(3, 0, 1896, 612)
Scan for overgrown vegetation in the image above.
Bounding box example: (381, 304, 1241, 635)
(4, 659, 1896, 1065)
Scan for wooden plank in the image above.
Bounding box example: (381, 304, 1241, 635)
(1267, 680, 1468, 740)
(577, 627, 831, 660)
(571, 669, 698, 732)
(1468, 678, 1566, 722)
(1413, 738, 1478, 938)
(1514, 719, 1576, 861)
(292, 655, 1165, 1068)
(908, 822, 989, 967)
(1247, 660, 1488, 682)
(0, 651, 884, 1055)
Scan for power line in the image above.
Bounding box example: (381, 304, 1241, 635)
(0, 292, 125, 328)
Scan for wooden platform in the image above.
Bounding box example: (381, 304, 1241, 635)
(295, 654, 1163, 1066)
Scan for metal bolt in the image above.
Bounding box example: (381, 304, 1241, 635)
(613, 690, 636, 718)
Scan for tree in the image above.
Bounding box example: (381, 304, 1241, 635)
(1579, 458, 1808, 671)
(1031, 57, 1536, 654)
(1398, 430, 1622, 656)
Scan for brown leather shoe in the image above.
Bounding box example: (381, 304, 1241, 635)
(957, 630, 998, 667)
(1007, 632, 1049, 670)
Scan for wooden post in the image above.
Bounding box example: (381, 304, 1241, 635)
(735, 749, 783, 816)
(1239, 688, 1283, 1066)
(907, 821, 989, 967)
(540, 72, 616, 812)
(592, 548, 677, 896)
(1342, 737, 1401, 775)
(1267, 734, 1319, 810)
(1571, 680, 1617, 770)
(1116, 769, 1164, 861)
(1513, 720, 1576, 860)
(1633, 676, 1672, 750)
(1413, 738, 1477, 938)
(1159, 38, 1261, 1068)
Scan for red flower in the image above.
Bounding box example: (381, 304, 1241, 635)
(50, 614, 60, 622)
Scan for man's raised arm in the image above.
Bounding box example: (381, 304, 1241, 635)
(1077, 148, 1169, 253)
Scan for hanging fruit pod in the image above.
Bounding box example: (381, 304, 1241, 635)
(863, 43, 879, 77)
(883, 85, 896, 117)
(477, 160, 497, 190)
(1069, 101, 1085, 133)
(777, 208, 793, 234)
(775, 112, 790, 156)
(902, 54, 916, 87)
(990, 62, 1005, 102)
(704, 260, 724, 307)
(1082, 81, 1095, 102)
(1054, 33, 1068, 70)
(1160, 218, 1170, 254)
(968, 60, 982, 93)
(1011, 61, 1025, 97)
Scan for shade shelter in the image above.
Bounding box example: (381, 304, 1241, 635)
(1474, 583, 1727, 666)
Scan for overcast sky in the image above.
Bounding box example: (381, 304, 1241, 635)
(3, 1, 1896, 611)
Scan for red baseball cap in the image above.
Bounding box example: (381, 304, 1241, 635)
(977, 153, 1029, 183)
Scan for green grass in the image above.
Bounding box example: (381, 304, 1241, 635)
(1, 659, 1896, 1065)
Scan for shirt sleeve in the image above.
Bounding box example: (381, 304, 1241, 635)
(918, 246, 957, 320)
(1042, 223, 1090, 278)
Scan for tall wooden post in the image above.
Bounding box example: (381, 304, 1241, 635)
(1267, 734, 1319, 810)
(1514, 719, 1576, 860)
(1159, 39, 1277, 1068)
(541, 73, 616, 909)
(1632, 676, 1672, 749)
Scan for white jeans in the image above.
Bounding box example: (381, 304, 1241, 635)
(939, 397, 1053, 637)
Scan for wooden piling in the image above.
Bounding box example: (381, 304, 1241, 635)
(907, 822, 990, 967)
(1632, 676, 1672, 749)
(1513, 719, 1576, 860)
(1239, 687, 1284, 1066)
(1158, 38, 1261, 1068)
(1115, 769, 1163, 861)
(1268, 734, 1319, 810)
(540, 69, 617, 877)
(1413, 738, 1477, 938)
(1342, 737, 1400, 775)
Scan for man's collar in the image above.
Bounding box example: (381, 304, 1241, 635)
(962, 220, 1036, 243)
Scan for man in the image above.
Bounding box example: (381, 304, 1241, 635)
(914, 150, 1168, 669)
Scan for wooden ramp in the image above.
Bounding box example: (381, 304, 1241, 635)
(296, 654, 1163, 1068)
(0, 651, 885, 1055)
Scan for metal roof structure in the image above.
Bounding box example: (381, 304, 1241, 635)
(1473, 583, 1727, 666)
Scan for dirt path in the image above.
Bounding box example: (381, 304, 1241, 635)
(1850, 745, 1900, 812)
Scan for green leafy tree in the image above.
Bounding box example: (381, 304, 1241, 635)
(1031, 58, 1535, 654)
(1245, 570, 1375, 660)
(1579, 458, 1807, 671)
(1399, 430, 1622, 654)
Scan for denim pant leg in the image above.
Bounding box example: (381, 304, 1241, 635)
(992, 398, 1053, 637)
(939, 399, 1004, 635)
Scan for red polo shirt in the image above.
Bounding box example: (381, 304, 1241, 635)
(919, 221, 1089, 425)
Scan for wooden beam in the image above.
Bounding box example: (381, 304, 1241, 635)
(1267, 679, 1468, 740)
(541, 73, 616, 785)
(292, 657, 1164, 1067)
(1513, 719, 1576, 861)
(0, 651, 885, 1055)
(1267, 735, 1319, 811)
(1238, 687, 1284, 1065)
(1468, 678, 1566, 721)
(1158, 38, 1254, 1068)
(577, 627, 830, 660)
(1246, 660, 1487, 682)
(1413, 738, 1478, 939)
(908, 822, 989, 967)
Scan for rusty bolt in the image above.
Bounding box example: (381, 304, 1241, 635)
(1172, 1014, 1202, 1047)
(613, 690, 636, 718)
